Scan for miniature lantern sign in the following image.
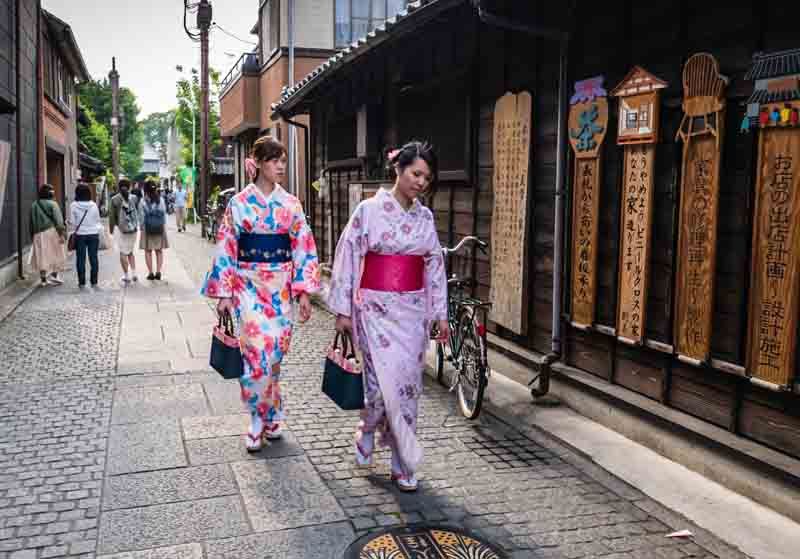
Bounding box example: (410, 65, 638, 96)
(612, 67, 668, 345)
(674, 53, 728, 365)
(489, 91, 532, 335)
(744, 49, 800, 388)
(568, 76, 609, 329)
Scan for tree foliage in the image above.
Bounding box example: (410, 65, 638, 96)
(175, 68, 222, 168)
(141, 111, 175, 162)
(77, 79, 144, 179)
(77, 102, 111, 166)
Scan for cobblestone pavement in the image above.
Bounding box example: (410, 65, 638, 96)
(0, 219, 747, 559)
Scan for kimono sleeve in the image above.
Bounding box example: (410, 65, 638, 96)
(201, 200, 239, 299)
(422, 208, 448, 321)
(288, 202, 321, 296)
(327, 201, 368, 318)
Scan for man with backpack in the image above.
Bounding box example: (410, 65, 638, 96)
(109, 178, 140, 284)
(138, 179, 170, 281)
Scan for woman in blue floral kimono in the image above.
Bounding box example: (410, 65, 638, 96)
(202, 135, 320, 451)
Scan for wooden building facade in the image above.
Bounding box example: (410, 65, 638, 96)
(274, 0, 800, 462)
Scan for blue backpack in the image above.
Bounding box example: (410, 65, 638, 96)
(143, 201, 165, 235)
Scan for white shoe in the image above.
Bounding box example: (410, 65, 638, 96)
(263, 423, 283, 441)
(121, 275, 131, 284)
(131, 274, 138, 282)
(391, 472, 418, 492)
(48, 274, 63, 285)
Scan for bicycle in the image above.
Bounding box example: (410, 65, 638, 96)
(432, 235, 492, 419)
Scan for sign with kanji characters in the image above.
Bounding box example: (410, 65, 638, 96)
(612, 68, 666, 344)
(674, 53, 727, 363)
(490, 91, 532, 335)
(616, 144, 656, 343)
(747, 130, 800, 387)
(568, 77, 608, 328)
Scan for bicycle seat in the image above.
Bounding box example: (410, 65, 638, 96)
(448, 276, 475, 289)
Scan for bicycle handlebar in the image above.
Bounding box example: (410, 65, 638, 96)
(443, 236, 488, 256)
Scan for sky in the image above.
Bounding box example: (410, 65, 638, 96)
(41, 0, 259, 120)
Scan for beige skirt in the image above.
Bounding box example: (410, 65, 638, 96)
(140, 231, 169, 251)
(30, 228, 66, 274)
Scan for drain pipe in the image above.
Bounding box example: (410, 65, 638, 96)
(15, 0, 24, 279)
(550, 36, 569, 359)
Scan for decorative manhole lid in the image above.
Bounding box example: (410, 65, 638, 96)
(344, 525, 506, 559)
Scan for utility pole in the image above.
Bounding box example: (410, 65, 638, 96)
(287, 0, 295, 194)
(197, 0, 212, 238)
(109, 57, 120, 184)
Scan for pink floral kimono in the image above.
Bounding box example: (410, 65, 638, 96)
(327, 188, 447, 475)
(202, 184, 320, 426)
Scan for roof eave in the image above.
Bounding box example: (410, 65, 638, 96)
(43, 10, 91, 83)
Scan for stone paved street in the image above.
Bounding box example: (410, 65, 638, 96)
(0, 218, 748, 559)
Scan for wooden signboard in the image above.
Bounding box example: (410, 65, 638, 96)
(674, 53, 727, 364)
(489, 91, 532, 335)
(0, 141, 9, 226)
(612, 67, 667, 344)
(746, 130, 800, 387)
(568, 77, 608, 329)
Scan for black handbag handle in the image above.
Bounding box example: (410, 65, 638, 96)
(217, 310, 236, 336)
(332, 331, 356, 359)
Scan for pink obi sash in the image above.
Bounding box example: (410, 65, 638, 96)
(360, 252, 424, 292)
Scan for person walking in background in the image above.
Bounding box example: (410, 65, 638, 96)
(29, 184, 66, 287)
(139, 179, 169, 281)
(109, 178, 139, 284)
(174, 182, 187, 232)
(328, 141, 449, 492)
(202, 135, 320, 452)
(69, 183, 103, 289)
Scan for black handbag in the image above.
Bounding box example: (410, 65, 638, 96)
(322, 332, 364, 410)
(210, 311, 244, 380)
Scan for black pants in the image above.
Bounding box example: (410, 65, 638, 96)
(75, 234, 99, 286)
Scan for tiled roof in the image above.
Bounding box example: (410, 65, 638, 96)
(272, 0, 461, 117)
(744, 48, 800, 81)
(746, 87, 800, 105)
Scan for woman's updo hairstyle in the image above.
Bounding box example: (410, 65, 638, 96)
(386, 140, 438, 184)
(249, 135, 286, 182)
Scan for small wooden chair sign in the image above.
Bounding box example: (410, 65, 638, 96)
(568, 76, 609, 329)
(674, 53, 728, 365)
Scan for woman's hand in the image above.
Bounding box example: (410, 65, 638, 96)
(335, 314, 353, 335)
(297, 293, 312, 323)
(216, 297, 234, 316)
(436, 319, 450, 342)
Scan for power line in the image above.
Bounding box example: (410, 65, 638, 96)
(212, 22, 258, 46)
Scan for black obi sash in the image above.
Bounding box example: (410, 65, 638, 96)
(238, 233, 291, 263)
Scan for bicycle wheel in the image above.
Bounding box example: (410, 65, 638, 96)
(456, 311, 487, 419)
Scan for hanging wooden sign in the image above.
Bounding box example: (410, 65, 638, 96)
(612, 67, 668, 345)
(568, 77, 608, 329)
(674, 53, 727, 364)
(744, 49, 800, 388)
(489, 91, 532, 335)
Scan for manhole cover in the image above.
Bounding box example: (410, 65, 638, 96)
(344, 525, 506, 559)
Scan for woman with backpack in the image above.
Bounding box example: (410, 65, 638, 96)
(139, 179, 169, 280)
(29, 183, 66, 286)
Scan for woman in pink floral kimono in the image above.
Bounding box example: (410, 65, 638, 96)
(328, 141, 449, 492)
(202, 135, 320, 452)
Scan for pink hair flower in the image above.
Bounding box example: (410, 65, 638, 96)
(387, 148, 401, 162)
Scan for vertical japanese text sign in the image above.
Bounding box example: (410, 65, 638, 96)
(674, 53, 727, 364)
(744, 49, 800, 387)
(611, 67, 668, 345)
(568, 77, 609, 329)
(490, 92, 532, 335)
